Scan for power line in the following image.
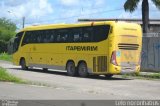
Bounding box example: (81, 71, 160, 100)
(25, 8, 124, 24)
(24, 8, 160, 25)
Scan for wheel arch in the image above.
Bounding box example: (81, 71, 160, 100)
(77, 60, 87, 67)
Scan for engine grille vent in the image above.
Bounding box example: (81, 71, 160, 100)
(118, 43, 139, 50)
(93, 56, 107, 72)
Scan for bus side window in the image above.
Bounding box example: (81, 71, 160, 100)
(39, 31, 45, 43)
(56, 34, 61, 42)
(28, 32, 35, 44)
(93, 26, 102, 42)
(28, 32, 32, 43)
(31, 31, 37, 43)
(36, 31, 41, 43)
(74, 34, 80, 42)
(63, 34, 68, 42)
(22, 32, 30, 45)
(29, 32, 33, 43)
(82, 27, 93, 42)
(49, 30, 55, 43)
(14, 32, 23, 51)
(56, 29, 69, 43)
(43, 30, 48, 43)
(93, 25, 110, 42)
(44, 30, 53, 43)
(72, 28, 82, 42)
(67, 28, 73, 42)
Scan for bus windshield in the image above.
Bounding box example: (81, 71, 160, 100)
(12, 32, 23, 53)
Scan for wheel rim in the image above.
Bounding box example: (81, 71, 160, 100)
(80, 66, 86, 74)
(67, 62, 75, 76)
(79, 63, 88, 77)
(69, 65, 74, 73)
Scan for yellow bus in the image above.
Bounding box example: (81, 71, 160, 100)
(11, 21, 142, 78)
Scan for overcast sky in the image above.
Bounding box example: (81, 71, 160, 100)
(0, 0, 160, 29)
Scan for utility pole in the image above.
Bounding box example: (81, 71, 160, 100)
(8, 10, 26, 29)
(22, 17, 25, 28)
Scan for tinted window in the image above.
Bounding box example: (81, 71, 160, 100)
(56, 29, 69, 42)
(14, 32, 23, 51)
(93, 25, 110, 42)
(22, 30, 56, 45)
(30, 32, 37, 43)
(45, 30, 55, 43)
(72, 28, 82, 42)
(82, 27, 93, 42)
(21, 25, 110, 45)
(41, 30, 53, 43)
(21, 32, 31, 45)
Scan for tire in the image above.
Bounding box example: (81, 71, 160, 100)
(66, 61, 77, 76)
(20, 59, 28, 70)
(105, 74, 113, 78)
(78, 62, 88, 77)
(43, 68, 48, 71)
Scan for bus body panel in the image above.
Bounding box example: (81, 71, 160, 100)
(108, 22, 142, 74)
(12, 21, 142, 75)
(15, 40, 109, 73)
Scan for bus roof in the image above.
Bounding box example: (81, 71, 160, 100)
(20, 21, 114, 32)
(20, 21, 139, 32)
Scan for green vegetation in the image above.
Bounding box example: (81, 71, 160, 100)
(124, 0, 160, 33)
(0, 53, 12, 62)
(0, 67, 25, 83)
(0, 18, 17, 53)
(0, 67, 53, 87)
(122, 72, 160, 80)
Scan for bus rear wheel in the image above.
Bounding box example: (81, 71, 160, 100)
(66, 61, 77, 76)
(78, 62, 88, 77)
(105, 74, 113, 78)
(43, 68, 48, 71)
(20, 59, 28, 70)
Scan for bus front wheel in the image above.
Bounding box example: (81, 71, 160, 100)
(78, 62, 88, 77)
(20, 58, 28, 70)
(66, 61, 77, 76)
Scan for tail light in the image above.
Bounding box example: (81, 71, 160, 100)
(111, 51, 118, 66)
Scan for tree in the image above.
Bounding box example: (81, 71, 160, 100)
(124, 0, 160, 33)
(0, 18, 17, 53)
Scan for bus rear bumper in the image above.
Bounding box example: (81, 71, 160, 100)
(109, 65, 140, 75)
(121, 69, 136, 74)
(120, 66, 140, 74)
